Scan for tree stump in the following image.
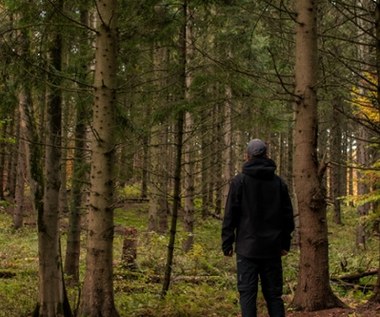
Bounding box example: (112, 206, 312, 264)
(121, 227, 137, 270)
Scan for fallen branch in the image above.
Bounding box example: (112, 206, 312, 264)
(332, 269, 378, 283)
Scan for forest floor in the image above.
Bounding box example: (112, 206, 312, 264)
(0, 201, 379, 317)
(286, 302, 380, 317)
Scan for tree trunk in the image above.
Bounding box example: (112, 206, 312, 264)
(0, 122, 7, 199)
(6, 114, 17, 199)
(36, 3, 72, 314)
(79, 0, 120, 315)
(200, 110, 212, 218)
(183, 4, 195, 252)
(13, 106, 26, 229)
(141, 136, 149, 199)
(148, 123, 169, 233)
(161, 0, 187, 297)
(292, 0, 343, 311)
(331, 102, 343, 225)
(213, 103, 223, 215)
(183, 111, 195, 252)
(371, 0, 380, 302)
(355, 126, 370, 248)
(222, 83, 233, 207)
(64, 7, 90, 284)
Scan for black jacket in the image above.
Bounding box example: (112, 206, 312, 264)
(222, 157, 295, 259)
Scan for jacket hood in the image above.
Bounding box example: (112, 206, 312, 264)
(242, 157, 276, 180)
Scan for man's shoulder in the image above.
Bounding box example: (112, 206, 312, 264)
(231, 172, 245, 184)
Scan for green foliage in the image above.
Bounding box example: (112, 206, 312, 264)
(0, 120, 16, 144)
(0, 216, 38, 317)
(118, 184, 143, 200)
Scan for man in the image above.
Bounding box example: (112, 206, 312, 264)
(222, 139, 295, 317)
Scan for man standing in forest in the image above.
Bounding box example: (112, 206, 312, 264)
(222, 139, 295, 317)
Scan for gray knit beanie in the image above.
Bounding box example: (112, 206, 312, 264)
(246, 139, 267, 158)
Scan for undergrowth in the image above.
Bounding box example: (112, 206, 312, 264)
(0, 203, 378, 316)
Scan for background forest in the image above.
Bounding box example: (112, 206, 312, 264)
(0, 0, 379, 317)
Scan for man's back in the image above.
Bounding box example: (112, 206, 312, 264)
(222, 156, 294, 259)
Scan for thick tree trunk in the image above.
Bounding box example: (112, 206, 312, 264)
(292, 0, 343, 311)
(36, 5, 72, 314)
(79, 0, 119, 316)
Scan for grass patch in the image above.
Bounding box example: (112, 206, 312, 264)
(0, 203, 378, 316)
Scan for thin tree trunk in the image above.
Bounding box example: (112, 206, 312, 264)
(183, 111, 195, 252)
(292, 0, 343, 311)
(148, 17, 169, 233)
(183, 4, 195, 252)
(200, 111, 211, 218)
(371, 0, 380, 302)
(222, 84, 233, 207)
(0, 122, 7, 199)
(356, 126, 370, 248)
(214, 103, 223, 216)
(79, 0, 120, 315)
(64, 7, 90, 284)
(161, 0, 187, 297)
(331, 102, 343, 225)
(13, 107, 26, 229)
(6, 114, 17, 199)
(141, 136, 149, 199)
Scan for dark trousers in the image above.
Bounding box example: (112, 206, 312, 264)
(237, 254, 285, 317)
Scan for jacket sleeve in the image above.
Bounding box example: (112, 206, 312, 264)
(280, 180, 295, 251)
(221, 175, 242, 255)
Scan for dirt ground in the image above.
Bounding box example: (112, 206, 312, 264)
(286, 302, 380, 317)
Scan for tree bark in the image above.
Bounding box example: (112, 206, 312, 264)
(292, 0, 344, 311)
(183, 4, 195, 252)
(79, 0, 120, 316)
(161, 0, 187, 297)
(36, 2, 72, 314)
(331, 102, 343, 225)
(13, 104, 26, 229)
(371, 0, 380, 303)
(148, 17, 169, 234)
(222, 83, 233, 208)
(355, 126, 370, 248)
(64, 7, 91, 284)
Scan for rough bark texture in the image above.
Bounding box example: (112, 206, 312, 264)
(292, 0, 344, 311)
(79, 0, 119, 316)
(36, 6, 72, 314)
